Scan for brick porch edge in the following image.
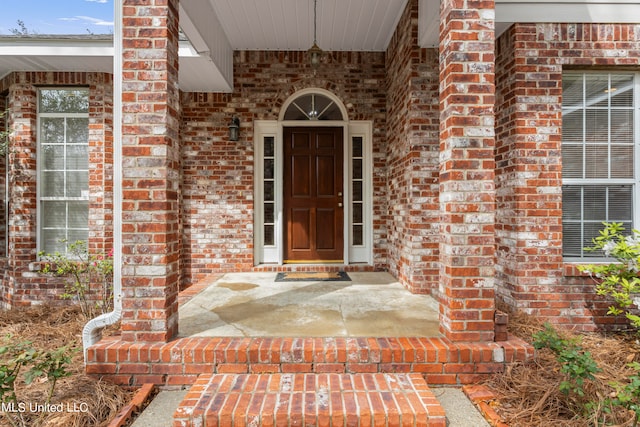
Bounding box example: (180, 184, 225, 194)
(86, 336, 533, 387)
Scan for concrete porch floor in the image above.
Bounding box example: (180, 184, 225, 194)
(178, 272, 441, 338)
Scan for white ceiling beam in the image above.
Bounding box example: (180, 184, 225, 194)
(179, 0, 234, 92)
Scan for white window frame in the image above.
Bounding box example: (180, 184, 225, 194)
(347, 121, 373, 264)
(562, 71, 640, 260)
(254, 120, 280, 263)
(36, 87, 90, 256)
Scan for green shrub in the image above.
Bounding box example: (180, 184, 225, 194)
(0, 335, 75, 427)
(607, 362, 640, 427)
(38, 240, 113, 318)
(578, 222, 640, 331)
(533, 324, 600, 399)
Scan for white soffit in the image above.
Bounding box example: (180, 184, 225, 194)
(179, 0, 233, 92)
(0, 37, 114, 81)
(419, 0, 640, 48)
(0, 36, 228, 93)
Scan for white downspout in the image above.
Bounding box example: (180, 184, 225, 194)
(83, 0, 123, 362)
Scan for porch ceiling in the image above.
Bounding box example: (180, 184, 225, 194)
(0, 1, 638, 93)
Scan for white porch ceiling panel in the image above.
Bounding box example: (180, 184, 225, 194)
(209, 0, 409, 51)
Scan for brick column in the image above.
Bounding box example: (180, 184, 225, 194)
(121, 0, 180, 342)
(438, 0, 496, 341)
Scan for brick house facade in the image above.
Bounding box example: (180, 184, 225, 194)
(0, 0, 637, 380)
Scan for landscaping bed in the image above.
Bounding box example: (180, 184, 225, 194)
(0, 305, 131, 427)
(485, 309, 640, 426)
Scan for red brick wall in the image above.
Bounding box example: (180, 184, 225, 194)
(0, 72, 113, 308)
(179, 51, 388, 286)
(385, 0, 441, 294)
(495, 23, 640, 331)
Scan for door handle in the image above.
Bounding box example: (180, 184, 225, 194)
(338, 202, 343, 207)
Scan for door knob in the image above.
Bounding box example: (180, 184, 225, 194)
(338, 202, 343, 207)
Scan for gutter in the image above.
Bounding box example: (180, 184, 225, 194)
(83, 0, 123, 361)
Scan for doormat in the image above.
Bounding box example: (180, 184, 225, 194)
(275, 271, 351, 282)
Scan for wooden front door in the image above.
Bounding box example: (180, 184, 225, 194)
(284, 127, 344, 262)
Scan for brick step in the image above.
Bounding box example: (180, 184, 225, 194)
(173, 373, 446, 426)
(88, 336, 535, 387)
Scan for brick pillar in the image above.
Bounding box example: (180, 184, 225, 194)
(121, 0, 180, 342)
(438, 0, 496, 341)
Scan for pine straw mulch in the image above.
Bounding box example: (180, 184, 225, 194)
(485, 310, 640, 427)
(0, 305, 132, 427)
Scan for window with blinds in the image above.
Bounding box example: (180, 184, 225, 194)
(38, 88, 90, 255)
(562, 72, 638, 258)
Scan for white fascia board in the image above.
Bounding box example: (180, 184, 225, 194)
(0, 38, 113, 57)
(496, 1, 640, 23)
(0, 45, 113, 57)
(179, 0, 234, 92)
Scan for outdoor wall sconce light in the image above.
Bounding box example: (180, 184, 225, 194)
(228, 116, 240, 141)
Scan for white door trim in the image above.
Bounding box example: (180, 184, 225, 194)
(254, 118, 373, 266)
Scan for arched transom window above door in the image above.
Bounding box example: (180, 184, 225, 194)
(282, 92, 346, 121)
